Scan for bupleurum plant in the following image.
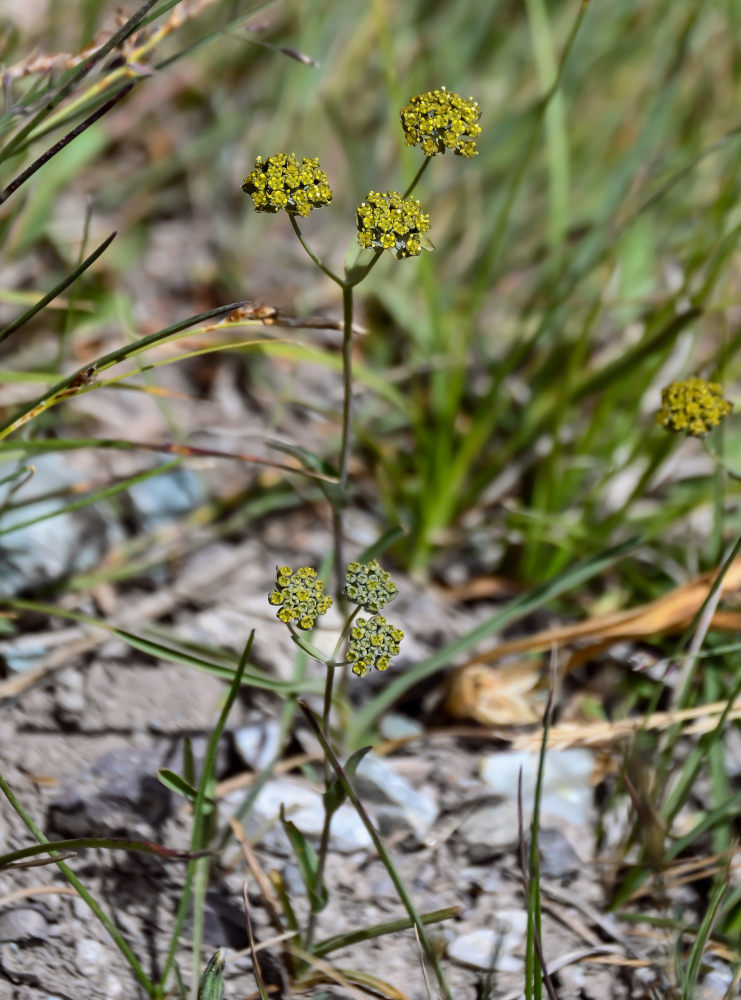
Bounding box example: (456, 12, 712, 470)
(656, 376, 733, 437)
(246, 88, 478, 1000)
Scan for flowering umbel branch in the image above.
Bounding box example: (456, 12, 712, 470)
(657, 377, 733, 437)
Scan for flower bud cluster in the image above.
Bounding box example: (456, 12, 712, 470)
(343, 559, 398, 613)
(268, 566, 332, 630)
(356, 190, 430, 259)
(400, 87, 481, 158)
(242, 154, 333, 217)
(347, 615, 404, 677)
(656, 377, 733, 437)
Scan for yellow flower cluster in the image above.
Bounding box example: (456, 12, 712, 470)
(656, 377, 733, 437)
(356, 190, 430, 259)
(242, 154, 332, 217)
(400, 87, 481, 158)
(347, 615, 404, 677)
(268, 566, 332, 630)
(343, 560, 398, 613)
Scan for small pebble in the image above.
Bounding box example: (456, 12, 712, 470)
(0, 907, 48, 943)
(447, 910, 527, 972)
(75, 937, 106, 975)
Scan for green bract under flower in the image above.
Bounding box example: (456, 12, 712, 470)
(347, 615, 404, 677)
(400, 87, 481, 158)
(242, 154, 333, 217)
(356, 190, 430, 259)
(268, 566, 332, 630)
(656, 377, 733, 437)
(344, 560, 398, 613)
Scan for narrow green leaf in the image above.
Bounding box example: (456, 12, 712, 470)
(280, 805, 328, 914)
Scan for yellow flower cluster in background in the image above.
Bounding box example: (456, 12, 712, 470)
(347, 615, 405, 676)
(268, 566, 332, 629)
(656, 377, 733, 437)
(400, 87, 481, 157)
(356, 190, 430, 258)
(242, 154, 332, 217)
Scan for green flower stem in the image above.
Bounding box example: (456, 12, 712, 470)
(0, 770, 155, 997)
(298, 700, 454, 1000)
(160, 634, 251, 996)
(288, 214, 344, 287)
(401, 154, 432, 200)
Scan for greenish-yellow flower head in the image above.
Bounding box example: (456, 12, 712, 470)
(400, 87, 481, 158)
(344, 560, 398, 613)
(347, 615, 404, 677)
(242, 154, 333, 217)
(656, 377, 733, 437)
(356, 190, 430, 259)
(268, 566, 332, 630)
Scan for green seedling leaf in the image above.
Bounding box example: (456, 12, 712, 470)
(280, 805, 328, 914)
(157, 769, 215, 807)
(323, 745, 373, 815)
(197, 948, 225, 1000)
(313, 905, 458, 958)
(0, 836, 209, 869)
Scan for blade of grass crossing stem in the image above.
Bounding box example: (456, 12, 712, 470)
(0, 232, 116, 343)
(0, 300, 250, 439)
(0, 458, 182, 537)
(0, 770, 155, 996)
(348, 537, 637, 745)
(159, 632, 251, 996)
(299, 701, 454, 1000)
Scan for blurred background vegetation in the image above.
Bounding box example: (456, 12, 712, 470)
(2, 0, 741, 593)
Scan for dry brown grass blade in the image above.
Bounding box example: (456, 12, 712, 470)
(462, 556, 741, 668)
(509, 697, 741, 750)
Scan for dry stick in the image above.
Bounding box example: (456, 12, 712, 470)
(298, 699, 453, 1000)
(0, 83, 135, 206)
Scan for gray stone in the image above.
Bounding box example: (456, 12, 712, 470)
(74, 937, 106, 975)
(447, 910, 527, 972)
(233, 718, 282, 771)
(54, 666, 86, 716)
(457, 800, 520, 859)
(353, 753, 438, 842)
(48, 746, 170, 838)
(536, 827, 580, 881)
(378, 713, 425, 741)
(0, 906, 48, 943)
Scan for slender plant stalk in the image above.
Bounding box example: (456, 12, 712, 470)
(299, 700, 454, 1000)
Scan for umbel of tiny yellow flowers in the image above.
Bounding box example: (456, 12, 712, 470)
(268, 566, 332, 630)
(656, 377, 733, 437)
(344, 560, 398, 613)
(242, 154, 332, 217)
(356, 190, 430, 259)
(347, 615, 404, 677)
(400, 87, 481, 158)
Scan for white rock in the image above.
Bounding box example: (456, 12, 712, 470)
(75, 937, 106, 975)
(234, 719, 282, 771)
(447, 910, 527, 972)
(354, 753, 438, 841)
(231, 777, 372, 854)
(480, 749, 594, 825)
